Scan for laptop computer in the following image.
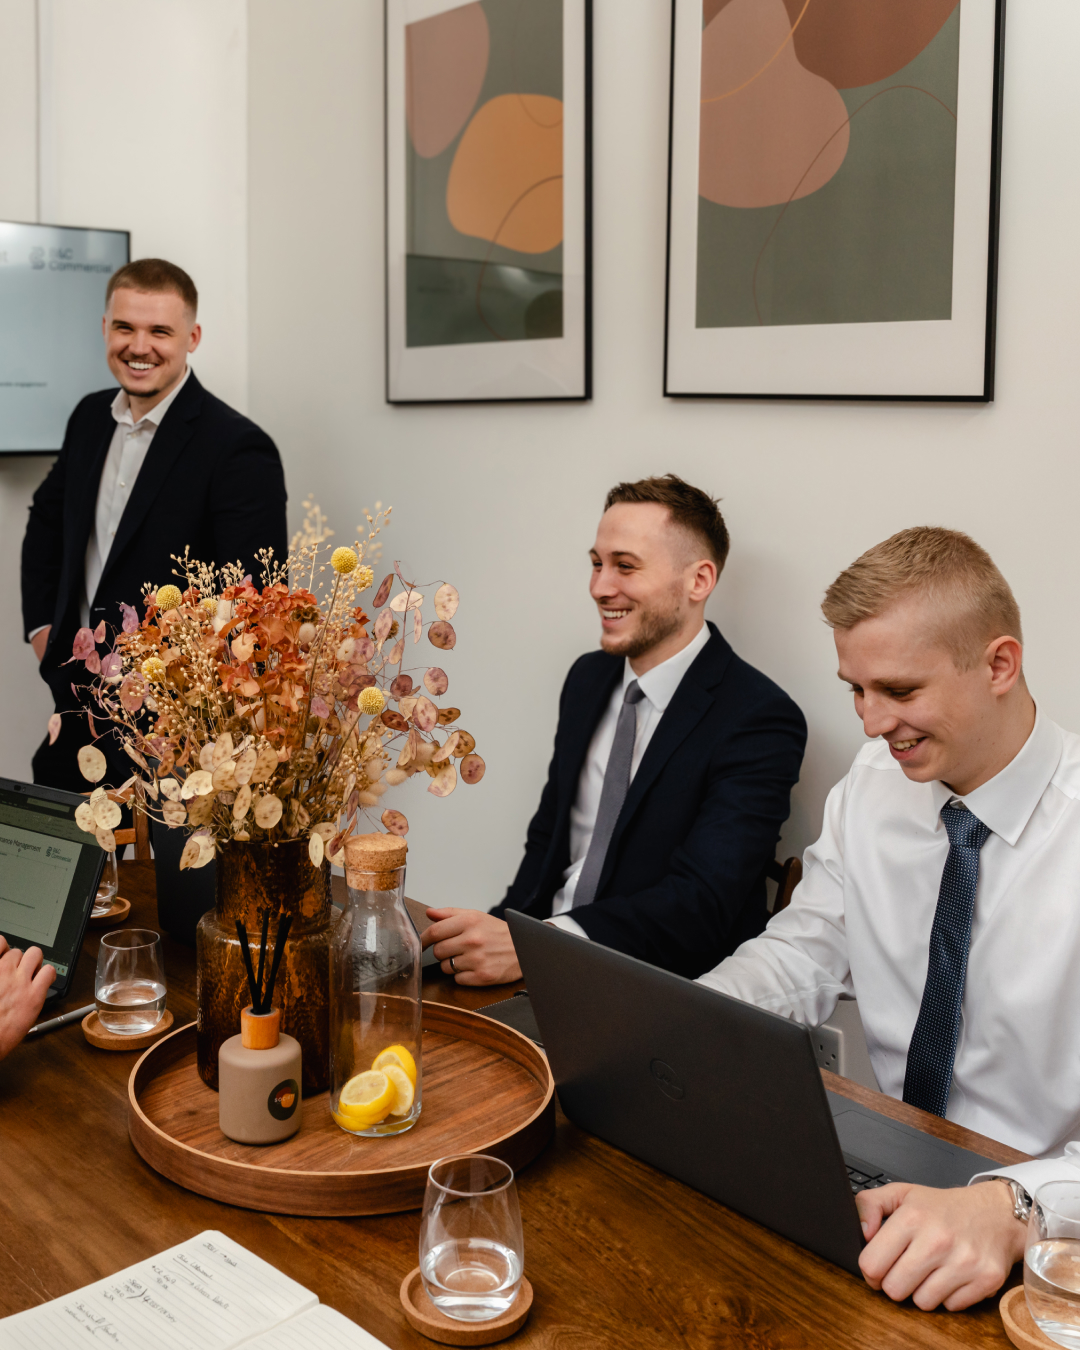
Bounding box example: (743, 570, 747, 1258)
(0, 777, 107, 1005)
(506, 910, 1003, 1276)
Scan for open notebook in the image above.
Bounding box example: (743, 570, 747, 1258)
(0, 1231, 389, 1349)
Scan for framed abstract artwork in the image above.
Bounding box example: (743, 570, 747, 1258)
(386, 0, 591, 403)
(664, 0, 1005, 401)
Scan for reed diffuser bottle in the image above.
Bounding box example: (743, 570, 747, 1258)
(331, 833, 421, 1136)
(218, 914, 302, 1145)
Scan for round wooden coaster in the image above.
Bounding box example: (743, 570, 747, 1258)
(399, 1267, 532, 1346)
(88, 896, 131, 928)
(1000, 1285, 1062, 1349)
(83, 1008, 173, 1051)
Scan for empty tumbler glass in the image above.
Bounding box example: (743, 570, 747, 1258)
(419, 1154, 524, 1322)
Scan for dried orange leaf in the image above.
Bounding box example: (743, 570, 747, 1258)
(77, 745, 107, 783)
(437, 706, 461, 726)
(434, 583, 459, 621)
(381, 808, 409, 836)
(381, 709, 408, 732)
(427, 763, 457, 797)
(424, 668, 449, 696)
(428, 620, 456, 650)
(460, 753, 486, 784)
(412, 696, 438, 732)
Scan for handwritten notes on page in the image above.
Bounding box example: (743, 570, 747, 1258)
(0, 1231, 318, 1349)
(244, 1304, 390, 1348)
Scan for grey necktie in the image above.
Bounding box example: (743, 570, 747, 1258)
(572, 680, 646, 910)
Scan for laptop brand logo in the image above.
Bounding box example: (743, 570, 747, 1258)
(650, 1059, 685, 1100)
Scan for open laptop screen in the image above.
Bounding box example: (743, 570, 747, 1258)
(0, 782, 105, 988)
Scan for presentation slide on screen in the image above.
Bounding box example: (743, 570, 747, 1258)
(0, 823, 82, 948)
(0, 221, 128, 452)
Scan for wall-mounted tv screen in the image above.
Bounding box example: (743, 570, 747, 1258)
(0, 221, 129, 454)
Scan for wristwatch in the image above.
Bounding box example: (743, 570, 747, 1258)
(981, 1176, 1033, 1223)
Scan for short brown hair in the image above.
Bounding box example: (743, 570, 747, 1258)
(604, 474, 730, 571)
(822, 526, 1022, 668)
(106, 258, 198, 315)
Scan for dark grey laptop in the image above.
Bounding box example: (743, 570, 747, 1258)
(506, 911, 1002, 1276)
(0, 778, 106, 1005)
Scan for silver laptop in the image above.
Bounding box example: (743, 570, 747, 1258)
(506, 910, 1002, 1275)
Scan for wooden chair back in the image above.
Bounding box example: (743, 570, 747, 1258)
(766, 855, 802, 914)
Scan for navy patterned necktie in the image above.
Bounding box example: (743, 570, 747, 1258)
(902, 802, 991, 1117)
(572, 680, 646, 910)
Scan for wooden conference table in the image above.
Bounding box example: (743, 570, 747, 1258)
(0, 861, 1029, 1349)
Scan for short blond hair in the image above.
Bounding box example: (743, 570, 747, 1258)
(822, 527, 1022, 669)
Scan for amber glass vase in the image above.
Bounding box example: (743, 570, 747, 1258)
(196, 840, 331, 1095)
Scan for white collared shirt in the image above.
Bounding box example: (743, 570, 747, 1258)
(697, 709, 1080, 1160)
(547, 622, 712, 934)
(79, 367, 191, 627)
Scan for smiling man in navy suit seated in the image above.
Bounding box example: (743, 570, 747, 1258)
(21, 257, 287, 792)
(422, 474, 808, 985)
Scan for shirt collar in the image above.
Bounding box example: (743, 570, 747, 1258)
(929, 707, 1063, 845)
(622, 622, 711, 713)
(110, 365, 191, 430)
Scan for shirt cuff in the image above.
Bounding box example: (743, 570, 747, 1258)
(26, 625, 48, 644)
(545, 915, 590, 940)
(968, 1142, 1080, 1196)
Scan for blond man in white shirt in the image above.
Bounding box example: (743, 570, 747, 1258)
(699, 525, 1078, 1311)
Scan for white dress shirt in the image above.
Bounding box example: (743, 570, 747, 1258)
(79, 367, 191, 628)
(547, 623, 711, 938)
(698, 709, 1080, 1160)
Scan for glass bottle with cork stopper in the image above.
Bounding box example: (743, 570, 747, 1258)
(331, 833, 421, 1136)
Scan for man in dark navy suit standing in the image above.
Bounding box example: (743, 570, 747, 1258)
(422, 475, 807, 984)
(20, 257, 287, 792)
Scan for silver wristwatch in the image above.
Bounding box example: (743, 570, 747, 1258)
(982, 1176, 1033, 1223)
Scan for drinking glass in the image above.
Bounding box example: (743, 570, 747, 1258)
(1026, 1181, 1080, 1348)
(92, 851, 118, 917)
(95, 928, 166, 1034)
(419, 1154, 523, 1322)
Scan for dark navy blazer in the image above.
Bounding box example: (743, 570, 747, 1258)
(493, 624, 807, 979)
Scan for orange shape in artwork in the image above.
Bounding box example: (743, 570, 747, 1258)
(446, 94, 563, 255)
(406, 3, 490, 159)
(780, 0, 959, 91)
(699, 0, 849, 209)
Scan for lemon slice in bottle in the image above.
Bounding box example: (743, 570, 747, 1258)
(372, 1044, 417, 1086)
(384, 1064, 415, 1117)
(337, 1069, 394, 1125)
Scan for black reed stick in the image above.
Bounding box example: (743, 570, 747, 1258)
(235, 919, 260, 1010)
(255, 910, 269, 1009)
(261, 914, 292, 1016)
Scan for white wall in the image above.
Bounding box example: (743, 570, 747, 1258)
(0, 0, 248, 778)
(248, 0, 1080, 912)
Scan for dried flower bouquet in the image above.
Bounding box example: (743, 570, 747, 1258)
(58, 502, 485, 869)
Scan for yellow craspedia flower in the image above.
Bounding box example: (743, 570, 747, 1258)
(156, 585, 183, 611)
(355, 565, 374, 591)
(359, 686, 386, 716)
(141, 656, 167, 682)
(331, 547, 358, 575)
(199, 597, 217, 617)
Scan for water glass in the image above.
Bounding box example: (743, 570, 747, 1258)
(92, 851, 118, 917)
(419, 1154, 524, 1322)
(95, 928, 166, 1035)
(1026, 1181, 1080, 1348)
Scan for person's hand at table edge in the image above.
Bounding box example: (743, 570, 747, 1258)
(30, 626, 50, 663)
(421, 908, 522, 985)
(856, 1178, 1026, 1310)
(0, 936, 56, 1060)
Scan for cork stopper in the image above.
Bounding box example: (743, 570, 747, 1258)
(241, 1005, 281, 1049)
(344, 832, 408, 891)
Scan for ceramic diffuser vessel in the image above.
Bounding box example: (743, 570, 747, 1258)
(218, 913, 303, 1145)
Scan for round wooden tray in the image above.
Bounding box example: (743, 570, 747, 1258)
(128, 1001, 554, 1216)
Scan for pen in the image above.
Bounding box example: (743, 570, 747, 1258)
(26, 1004, 96, 1037)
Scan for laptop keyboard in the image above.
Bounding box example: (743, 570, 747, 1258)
(846, 1164, 894, 1193)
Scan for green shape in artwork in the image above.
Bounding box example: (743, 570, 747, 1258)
(695, 8, 960, 329)
(406, 255, 563, 347)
